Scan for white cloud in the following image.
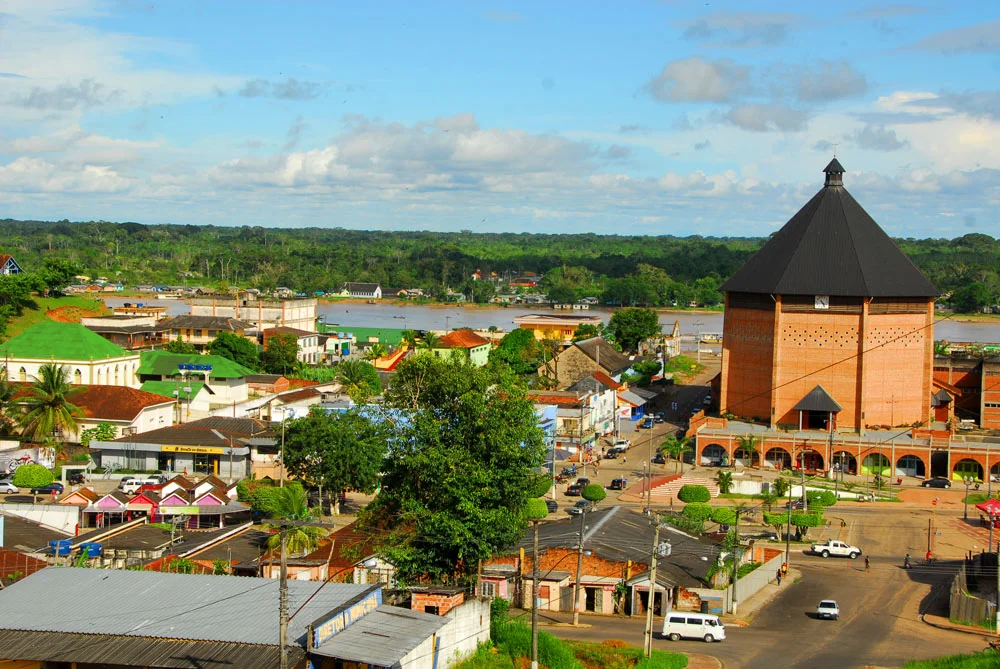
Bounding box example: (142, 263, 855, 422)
(905, 21, 1000, 54)
(678, 11, 802, 48)
(727, 104, 809, 132)
(644, 57, 750, 103)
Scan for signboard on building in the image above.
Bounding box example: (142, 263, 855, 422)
(0, 446, 55, 474)
(311, 586, 382, 647)
(161, 445, 225, 454)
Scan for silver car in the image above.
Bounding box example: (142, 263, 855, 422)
(0, 480, 19, 494)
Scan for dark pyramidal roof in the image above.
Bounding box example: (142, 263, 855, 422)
(720, 160, 939, 297)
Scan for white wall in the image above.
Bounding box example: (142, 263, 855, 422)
(2, 504, 80, 535)
(437, 598, 491, 669)
(5, 356, 141, 389)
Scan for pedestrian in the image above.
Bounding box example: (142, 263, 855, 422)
(776, 569, 782, 585)
(623, 455, 627, 465)
(864, 556, 871, 572)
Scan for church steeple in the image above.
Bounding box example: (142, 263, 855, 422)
(823, 158, 845, 187)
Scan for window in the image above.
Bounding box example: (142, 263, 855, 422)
(480, 582, 496, 597)
(986, 403, 1000, 409)
(18, 367, 26, 382)
(669, 616, 685, 624)
(538, 585, 551, 601)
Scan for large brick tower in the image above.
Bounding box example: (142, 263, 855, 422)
(719, 159, 939, 432)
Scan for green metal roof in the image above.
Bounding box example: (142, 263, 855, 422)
(0, 320, 128, 360)
(332, 327, 405, 346)
(138, 350, 256, 380)
(140, 380, 210, 399)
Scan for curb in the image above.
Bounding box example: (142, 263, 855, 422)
(920, 613, 998, 639)
(538, 622, 593, 629)
(685, 653, 724, 669)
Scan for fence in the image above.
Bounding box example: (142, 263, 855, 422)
(950, 560, 996, 628)
(732, 551, 785, 612)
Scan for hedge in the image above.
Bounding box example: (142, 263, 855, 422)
(678, 484, 711, 503)
(682, 502, 713, 522)
(710, 506, 737, 525)
(807, 490, 837, 507)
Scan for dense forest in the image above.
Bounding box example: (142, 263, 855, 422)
(0, 219, 998, 312)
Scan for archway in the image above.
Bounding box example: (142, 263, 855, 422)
(73, 369, 82, 384)
(930, 451, 949, 478)
(18, 367, 26, 382)
(953, 459, 983, 482)
(765, 447, 791, 471)
(861, 453, 891, 476)
(992, 463, 1000, 483)
(701, 444, 727, 467)
(114, 365, 120, 385)
(832, 451, 857, 475)
(896, 455, 926, 478)
(734, 447, 760, 468)
(97, 368, 104, 385)
(795, 450, 824, 472)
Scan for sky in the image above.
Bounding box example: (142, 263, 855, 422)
(0, 1, 997, 238)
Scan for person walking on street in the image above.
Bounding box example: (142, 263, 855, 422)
(864, 556, 871, 572)
(776, 569, 782, 585)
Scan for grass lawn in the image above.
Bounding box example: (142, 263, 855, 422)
(4, 295, 109, 338)
(902, 651, 1000, 668)
(662, 355, 705, 383)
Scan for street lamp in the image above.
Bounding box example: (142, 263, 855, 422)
(964, 476, 973, 520)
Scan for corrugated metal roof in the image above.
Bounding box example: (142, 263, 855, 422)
(0, 568, 374, 646)
(0, 629, 304, 669)
(721, 163, 939, 298)
(313, 605, 448, 665)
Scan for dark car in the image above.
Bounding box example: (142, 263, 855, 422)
(783, 499, 805, 509)
(604, 450, 619, 460)
(922, 477, 952, 489)
(609, 478, 628, 490)
(31, 482, 65, 495)
(568, 500, 593, 515)
(566, 483, 582, 496)
(576, 478, 591, 488)
(545, 499, 558, 513)
(641, 417, 654, 429)
(652, 452, 666, 465)
(67, 471, 86, 485)
(654, 412, 665, 424)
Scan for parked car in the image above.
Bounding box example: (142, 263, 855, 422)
(576, 478, 591, 488)
(30, 482, 64, 495)
(641, 417, 654, 429)
(545, 499, 558, 513)
(568, 500, 593, 515)
(121, 478, 160, 495)
(604, 450, 619, 460)
(702, 395, 713, 406)
(566, 483, 582, 496)
(609, 478, 628, 490)
(783, 499, 805, 510)
(117, 476, 136, 489)
(67, 471, 86, 485)
(662, 612, 726, 642)
(816, 600, 840, 620)
(612, 439, 631, 450)
(921, 477, 952, 489)
(0, 480, 18, 494)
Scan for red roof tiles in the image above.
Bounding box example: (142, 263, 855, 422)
(436, 330, 489, 349)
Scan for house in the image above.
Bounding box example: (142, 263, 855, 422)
(0, 254, 23, 275)
(138, 350, 256, 406)
(189, 296, 317, 332)
(261, 522, 396, 584)
(110, 303, 169, 320)
(262, 326, 323, 365)
(566, 373, 620, 439)
(10, 385, 175, 442)
(81, 314, 167, 350)
(514, 313, 604, 344)
(431, 329, 491, 367)
(340, 282, 382, 299)
(537, 337, 633, 390)
(319, 330, 356, 363)
(397, 288, 425, 298)
(484, 506, 718, 617)
(246, 373, 291, 394)
(527, 390, 602, 457)
(90, 416, 272, 479)
(158, 315, 256, 350)
(0, 321, 142, 389)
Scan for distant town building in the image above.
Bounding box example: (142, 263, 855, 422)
(339, 282, 383, 299)
(513, 313, 604, 343)
(431, 329, 491, 367)
(0, 254, 23, 275)
(189, 296, 317, 332)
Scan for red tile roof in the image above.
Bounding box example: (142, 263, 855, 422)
(263, 326, 314, 338)
(279, 387, 321, 403)
(592, 370, 622, 390)
(304, 523, 382, 575)
(526, 392, 583, 407)
(437, 329, 489, 349)
(11, 385, 174, 422)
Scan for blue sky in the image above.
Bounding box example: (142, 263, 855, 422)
(0, 1, 997, 238)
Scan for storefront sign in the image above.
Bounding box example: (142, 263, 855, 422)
(313, 589, 382, 646)
(161, 445, 225, 454)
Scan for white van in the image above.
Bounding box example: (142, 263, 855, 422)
(121, 478, 159, 495)
(662, 612, 726, 643)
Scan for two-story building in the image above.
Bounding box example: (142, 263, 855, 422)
(262, 326, 323, 365)
(513, 314, 604, 344)
(158, 315, 256, 350)
(431, 330, 491, 367)
(189, 296, 317, 332)
(137, 351, 255, 407)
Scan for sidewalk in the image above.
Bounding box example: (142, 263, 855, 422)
(922, 612, 1000, 639)
(722, 566, 802, 627)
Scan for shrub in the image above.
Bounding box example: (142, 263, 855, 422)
(525, 498, 549, 520)
(493, 621, 583, 669)
(790, 513, 823, 538)
(678, 484, 711, 503)
(806, 490, 837, 507)
(710, 506, 737, 525)
(489, 597, 510, 639)
(682, 502, 713, 522)
(662, 513, 704, 535)
(236, 479, 284, 516)
(12, 464, 54, 489)
(582, 484, 607, 504)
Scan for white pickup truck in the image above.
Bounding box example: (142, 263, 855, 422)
(811, 539, 861, 559)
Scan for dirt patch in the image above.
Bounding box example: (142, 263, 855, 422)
(46, 305, 110, 323)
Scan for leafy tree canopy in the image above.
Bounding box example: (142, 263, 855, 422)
(607, 307, 661, 353)
(335, 360, 382, 404)
(164, 337, 198, 354)
(261, 333, 299, 375)
(12, 463, 53, 488)
(489, 328, 543, 375)
(208, 331, 260, 370)
(80, 422, 116, 448)
(362, 354, 546, 584)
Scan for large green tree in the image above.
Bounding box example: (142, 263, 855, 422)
(261, 333, 299, 374)
(335, 360, 381, 404)
(952, 283, 993, 314)
(488, 328, 542, 375)
(362, 354, 546, 584)
(18, 363, 83, 441)
(264, 484, 328, 557)
(607, 307, 661, 352)
(208, 331, 260, 370)
(282, 408, 388, 514)
(164, 337, 198, 354)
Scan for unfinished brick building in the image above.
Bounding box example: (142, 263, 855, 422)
(719, 159, 939, 433)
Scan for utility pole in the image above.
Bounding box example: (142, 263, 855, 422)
(643, 522, 662, 658)
(279, 527, 289, 669)
(531, 520, 540, 669)
(646, 423, 654, 516)
(785, 477, 793, 566)
(279, 410, 286, 488)
(572, 509, 586, 626)
(731, 508, 741, 614)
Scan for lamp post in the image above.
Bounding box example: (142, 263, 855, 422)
(964, 476, 973, 520)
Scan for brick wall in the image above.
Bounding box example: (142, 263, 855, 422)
(412, 591, 465, 616)
(521, 547, 645, 580)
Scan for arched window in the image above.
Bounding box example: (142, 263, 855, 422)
(18, 367, 26, 383)
(73, 369, 82, 384)
(114, 365, 120, 385)
(97, 368, 104, 385)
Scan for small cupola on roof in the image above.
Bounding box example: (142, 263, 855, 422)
(720, 159, 939, 298)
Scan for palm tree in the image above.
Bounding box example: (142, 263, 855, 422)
(336, 359, 377, 403)
(0, 368, 14, 433)
(660, 435, 693, 474)
(362, 343, 388, 361)
(265, 485, 327, 557)
(419, 332, 440, 349)
(401, 330, 419, 350)
(715, 470, 734, 495)
(18, 363, 83, 442)
(735, 434, 761, 469)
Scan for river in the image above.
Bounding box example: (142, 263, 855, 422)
(102, 298, 998, 342)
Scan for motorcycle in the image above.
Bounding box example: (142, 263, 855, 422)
(903, 556, 912, 570)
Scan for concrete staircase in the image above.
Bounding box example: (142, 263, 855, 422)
(648, 472, 721, 499)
